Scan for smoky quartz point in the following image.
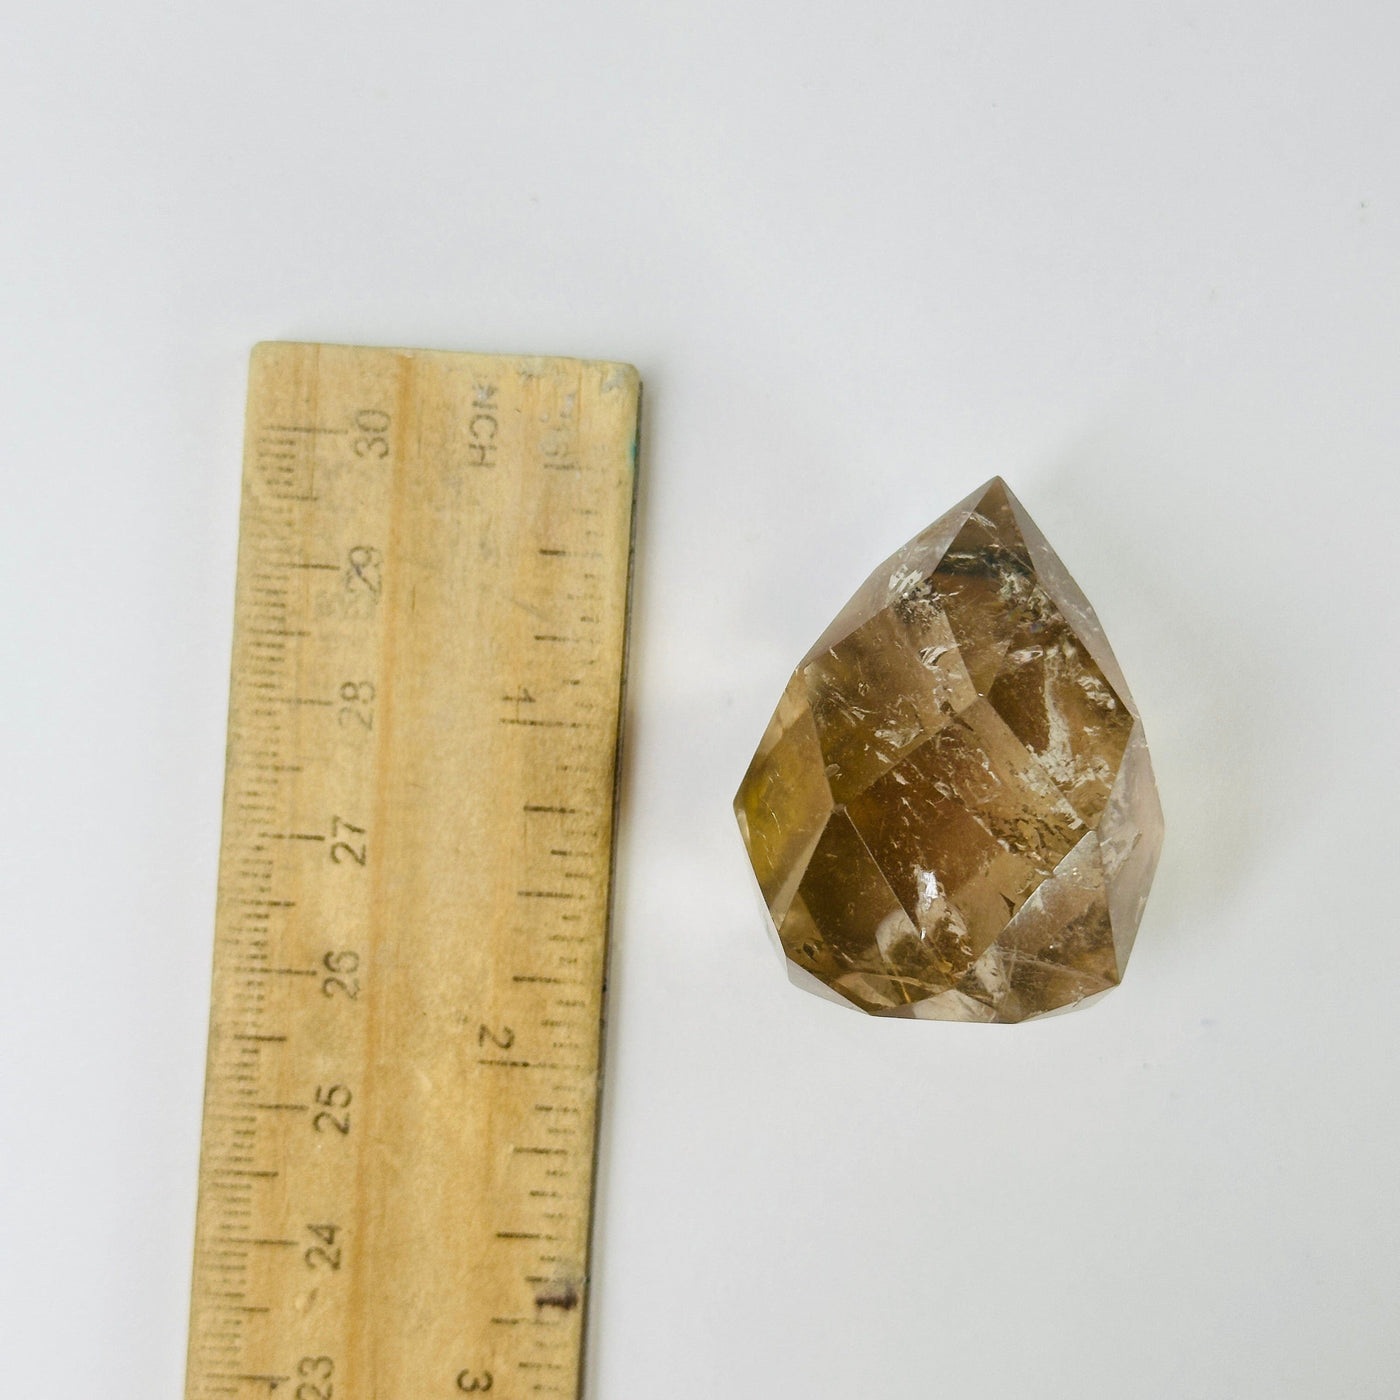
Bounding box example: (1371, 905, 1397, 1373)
(734, 478, 1163, 1022)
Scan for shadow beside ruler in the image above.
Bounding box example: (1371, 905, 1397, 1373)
(186, 342, 639, 1399)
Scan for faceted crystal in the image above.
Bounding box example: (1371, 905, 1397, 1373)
(735, 478, 1164, 1022)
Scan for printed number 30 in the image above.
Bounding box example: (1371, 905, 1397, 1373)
(354, 408, 390, 458)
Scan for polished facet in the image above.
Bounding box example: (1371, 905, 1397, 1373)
(735, 478, 1163, 1022)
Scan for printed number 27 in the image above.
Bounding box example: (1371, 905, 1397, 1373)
(330, 816, 366, 866)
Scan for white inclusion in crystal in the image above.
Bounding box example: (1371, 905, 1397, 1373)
(1077, 671, 1115, 706)
(915, 866, 943, 912)
(875, 721, 920, 749)
(911, 866, 971, 949)
(875, 907, 913, 957)
(1039, 665, 1076, 789)
(888, 565, 922, 596)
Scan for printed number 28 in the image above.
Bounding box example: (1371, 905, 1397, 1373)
(297, 1355, 334, 1400)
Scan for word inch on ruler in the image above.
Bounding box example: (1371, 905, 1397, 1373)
(186, 342, 640, 1400)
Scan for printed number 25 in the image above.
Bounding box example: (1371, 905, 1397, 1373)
(312, 1084, 352, 1136)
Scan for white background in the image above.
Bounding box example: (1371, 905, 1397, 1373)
(3, 4, 1399, 1396)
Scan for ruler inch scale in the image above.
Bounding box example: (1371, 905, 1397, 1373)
(187, 342, 639, 1400)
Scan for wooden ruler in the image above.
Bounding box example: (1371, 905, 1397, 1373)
(185, 343, 639, 1400)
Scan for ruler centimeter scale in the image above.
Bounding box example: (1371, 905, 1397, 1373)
(185, 343, 639, 1400)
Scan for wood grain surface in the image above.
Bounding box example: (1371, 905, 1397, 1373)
(185, 342, 639, 1400)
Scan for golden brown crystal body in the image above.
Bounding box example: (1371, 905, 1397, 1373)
(735, 479, 1163, 1022)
